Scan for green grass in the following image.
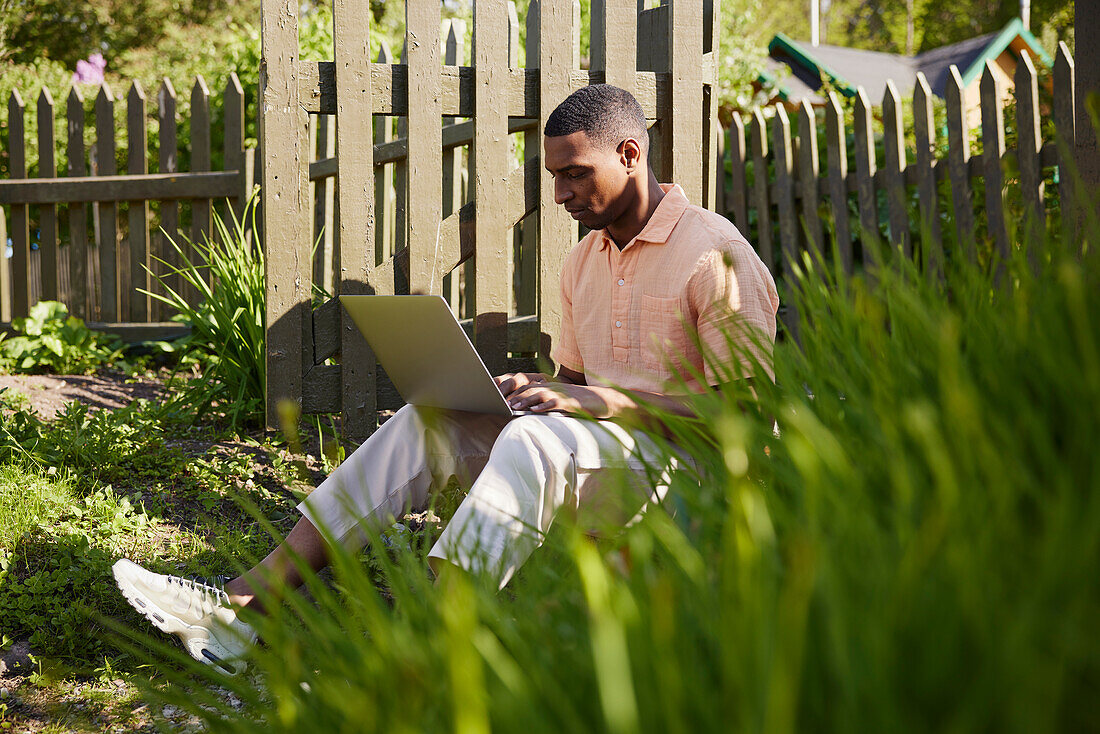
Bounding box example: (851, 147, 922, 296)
(0, 466, 75, 551)
(118, 215, 1100, 732)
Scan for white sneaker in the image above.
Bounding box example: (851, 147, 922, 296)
(112, 559, 256, 675)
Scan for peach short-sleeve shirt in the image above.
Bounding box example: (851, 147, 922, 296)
(551, 184, 779, 394)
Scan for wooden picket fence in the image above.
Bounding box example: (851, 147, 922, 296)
(262, 0, 724, 440)
(717, 43, 1080, 291)
(0, 74, 254, 335)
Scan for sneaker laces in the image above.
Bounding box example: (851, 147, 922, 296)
(165, 574, 232, 616)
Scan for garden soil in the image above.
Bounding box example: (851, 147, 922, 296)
(0, 372, 166, 420)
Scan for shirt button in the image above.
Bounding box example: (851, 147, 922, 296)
(617, 278, 625, 286)
(615, 320, 622, 328)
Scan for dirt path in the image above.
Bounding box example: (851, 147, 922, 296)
(0, 372, 167, 420)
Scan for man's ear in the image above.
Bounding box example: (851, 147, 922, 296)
(619, 137, 644, 173)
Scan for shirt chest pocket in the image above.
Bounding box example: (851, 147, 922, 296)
(639, 294, 693, 374)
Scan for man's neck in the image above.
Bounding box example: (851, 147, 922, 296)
(606, 173, 665, 249)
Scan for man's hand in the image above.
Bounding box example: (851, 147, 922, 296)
(493, 372, 552, 398)
(505, 381, 612, 417)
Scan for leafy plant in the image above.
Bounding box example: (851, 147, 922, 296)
(0, 301, 124, 374)
(146, 196, 265, 430)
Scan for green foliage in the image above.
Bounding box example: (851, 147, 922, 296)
(0, 301, 124, 374)
(137, 200, 1099, 732)
(148, 198, 265, 430)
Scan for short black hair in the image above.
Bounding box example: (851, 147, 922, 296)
(544, 84, 648, 153)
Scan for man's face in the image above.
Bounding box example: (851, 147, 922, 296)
(543, 131, 633, 231)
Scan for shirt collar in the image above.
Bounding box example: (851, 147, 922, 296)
(596, 183, 689, 251)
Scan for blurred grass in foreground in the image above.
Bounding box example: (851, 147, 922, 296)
(127, 212, 1100, 733)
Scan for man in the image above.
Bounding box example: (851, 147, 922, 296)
(112, 84, 779, 674)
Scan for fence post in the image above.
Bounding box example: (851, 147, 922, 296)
(333, 0, 377, 442)
(913, 72, 941, 278)
(442, 21, 465, 313)
(853, 87, 878, 269)
(797, 99, 824, 264)
(728, 112, 748, 234)
(37, 89, 58, 303)
(126, 82, 150, 322)
(374, 42, 395, 266)
(156, 80, 179, 319)
(1076, 3, 1100, 195)
(66, 88, 88, 318)
(224, 73, 247, 228)
(882, 80, 909, 258)
(260, 0, 308, 432)
(473, 0, 511, 376)
(945, 66, 975, 263)
(1015, 51, 1044, 262)
(0, 208, 7, 322)
(751, 108, 772, 272)
(8, 91, 30, 319)
(667, 0, 703, 204)
(1053, 43, 1076, 250)
(191, 76, 212, 298)
(825, 91, 852, 274)
(95, 85, 118, 322)
(980, 63, 1009, 271)
(772, 105, 797, 279)
(533, 0, 578, 365)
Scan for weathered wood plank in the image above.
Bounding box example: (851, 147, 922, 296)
(728, 112, 749, 233)
(190, 76, 212, 300)
(474, 0, 512, 376)
(7, 92, 29, 319)
(394, 43, 408, 266)
(224, 73, 246, 225)
(374, 42, 395, 264)
(405, 1, 442, 296)
(797, 99, 823, 264)
(37, 89, 58, 303)
(312, 114, 335, 296)
(703, 0, 720, 211)
(260, 0, 307, 431)
(772, 105, 798, 280)
(945, 66, 975, 263)
(882, 81, 909, 258)
(980, 63, 1009, 268)
(1015, 51, 1044, 252)
(126, 81, 150, 321)
(913, 72, 940, 277)
(95, 85, 118, 321)
(0, 172, 239, 204)
(825, 91, 851, 274)
(534, 0, 578, 365)
(1053, 43, 1076, 249)
(667, 0, 703, 203)
(156, 79, 180, 317)
(853, 87, 878, 267)
(66, 88, 88, 318)
(442, 21, 464, 312)
(591, 0, 637, 94)
(750, 108, 772, 271)
(333, 0, 377, 441)
(0, 210, 8, 321)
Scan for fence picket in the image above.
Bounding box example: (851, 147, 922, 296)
(374, 42, 395, 265)
(853, 87, 878, 266)
(980, 63, 1009, 268)
(797, 99, 823, 263)
(1053, 43, 1076, 248)
(825, 91, 851, 273)
(442, 20, 464, 312)
(913, 72, 940, 277)
(37, 89, 58, 303)
(591, 0, 637, 92)
(0, 206, 7, 321)
(667, 0, 703, 203)
(405, 1, 442, 296)
(750, 108, 772, 271)
(514, 1, 537, 318)
(333, 0, 377, 440)
(95, 85, 118, 321)
(1015, 51, 1044, 251)
(728, 112, 748, 232)
(190, 76, 212, 299)
(474, 0, 511, 375)
(156, 80, 179, 318)
(394, 42, 408, 261)
(882, 80, 909, 258)
(8, 91, 29, 318)
(772, 106, 798, 279)
(126, 81, 150, 321)
(312, 114, 335, 295)
(224, 73, 246, 225)
(703, 0, 720, 211)
(533, 0, 578, 365)
(945, 66, 974, 262)
(66, 88, 88, 318)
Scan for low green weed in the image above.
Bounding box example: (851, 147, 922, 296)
(0, 301, 124, 375)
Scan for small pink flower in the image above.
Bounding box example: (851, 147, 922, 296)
(73, 53, 107, 85)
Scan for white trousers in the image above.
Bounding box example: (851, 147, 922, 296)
(297, 405, 679, 588)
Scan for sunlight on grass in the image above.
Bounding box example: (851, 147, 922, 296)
(0, 465, 75, 549)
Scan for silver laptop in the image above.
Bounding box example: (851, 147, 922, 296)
(340, 294, 529, 417)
